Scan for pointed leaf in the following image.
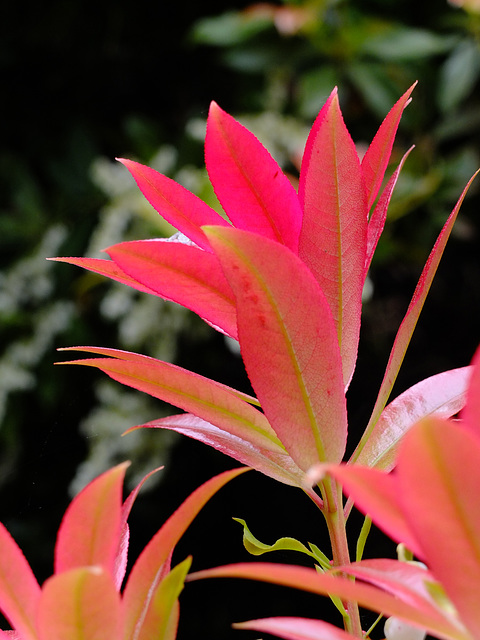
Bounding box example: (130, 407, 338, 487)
(114, 467, 164, 591)
(37, 567, 121, 640)
(54, 462, 128, 578)
(106, 239, 238, 338)
(133, 557, 191, 640)
(57, 347, 282, 453)
(234, 616, 354, 640)
(462, 345, 480, 433)
(361, 83, 416, 210)
(365, 146, 414, 273)
(298, 88, 368, 386)
(233, 518, 316, 560)
(357, 170, 480, 453)
(204, 226, 347, 470)
(188, 563, 467, 640)
(205, 102, 302, 251)
(50, 257, 158, 295)
(117, 158, 228, 251)
(351, 366, 471, 470)
(399, 418, 480, 639)
(0, 524, 41, 640)
(135, 413, 307, 488)
(123, 467, 248, 640)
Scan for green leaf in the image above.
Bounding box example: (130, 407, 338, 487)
(233, 518, 316, 560)
(438, 40, 480, 114)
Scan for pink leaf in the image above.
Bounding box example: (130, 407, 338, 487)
(37, 567, 122, 640)
(359, 170, 480, 450)
(351, 366, 471, 470)
(50, 257, 158, 296)
(57, 347, 281, 453)
(298, 88, 368, 386)
(204, 226, 347, 470)
(0, 524, 41, 640)
(234, 616, 354, 640)
(106, 239, 238, 338)
(188, 562, 465, 640)
(398, 418, 480, 639)
(54, 462, 128, 579)
(365, 146, 414, 274)
(361, 82, 416, 211)
(117, 158, 228, 252)
(462, 344, 480, 434)
(205, 102, 302, 252)
(137, 413, 307, 488)
(123, 467, 248, 640)
(326, 465, 423, 559)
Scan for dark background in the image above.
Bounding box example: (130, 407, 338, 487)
(1, 1, 480, 638)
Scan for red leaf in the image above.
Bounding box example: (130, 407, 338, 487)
(117, 158, 228, 251)
(399, 418, 480, 639)
(138, 413, 307, 488)
(106, 239, 238, 338)
(351, 366, 471, 470)
(361, 82, 416, 211)
(205, 226, 347, 469)
(298, 88, 368, 386)
(205, 102, 302, 251)
(234, 617, 354, 640)
(57, 347, 281, 454)
(122, 468, 248, 640)
(54, 463, 128, 579)
(0, 524, 40, 640)
(37, 567, 121, 640)
(462, 344, 480, 434)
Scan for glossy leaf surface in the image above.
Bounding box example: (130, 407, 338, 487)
(234, 616, 354, 640)
(205, 226, 347, 469)
(205, 102, 302, 251)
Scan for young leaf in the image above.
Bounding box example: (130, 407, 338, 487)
(106, 239, 238, 338)
(462, 344, 480, 434)
(117, 158, 229, 252)
(54, 462, 129, 578)
(132, 557, 192, 640)
(233, 518, 317, 561)
(357, 170, 480, 454)
(234, 616, 358, 640)
(57, 347, 281, 453)
(188, 562, 465, 640)
(204, 226, 347, 470)
(37, 567, 121, 640)
(136, 413, 308, 489)
(361, 82, 416, 211)
(205, 102, 302, 252)
(0, 524, 41, 640)
(298, 88, 368, 386)
(122, 467, 248, 640)
(399, 419, 480, 639)
(350, 366, 471, 470)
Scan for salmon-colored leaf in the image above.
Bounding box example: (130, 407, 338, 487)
(399, 418, 480, 639)
(359, 170, 480, 449)
(351, 366, 471, 470)
(205, 102, 302, 252)
(37, 567, 121, 640)
(298, 88, 368, 386)
(57, 347, 281, 453)
(137, 413, 307, 488)
(54, 463, 129, 579)
(117, 158, 228, 251)
(0, 524, 40, 640)
(462, 345, 480, 434)
(106, 239, 238, 338)
(123, 468, 248, 640)
(205, 226, 347, 470)
(361, 82, 416, 211)
(234, 616, 354, 640)
(188, 563, 466, 640)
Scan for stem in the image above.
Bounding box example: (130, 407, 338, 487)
(319, 475, 363, 638)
